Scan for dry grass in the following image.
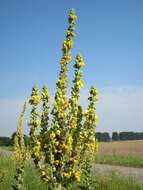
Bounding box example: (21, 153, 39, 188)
(98, 140, 143, 158)
(95, 140, 143, 168)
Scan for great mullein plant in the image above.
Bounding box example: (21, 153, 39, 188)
(13, 9, 98, 190)
(12, 102, 27, 190)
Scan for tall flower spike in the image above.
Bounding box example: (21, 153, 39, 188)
(51, 9, 77, 124)
(12, 102, 27, 190)
(25, 9, 99, 189)
(13, 102, 27, 161)
(81, 86, 98, 160)
(29, 85, 42, 167)
(40, 85, 50, 135)
(62, 54, 85, 181)
(67, 54, 85, 147)
(40, 85, 51, 162)
(69, 53, 85, 111)
(50, 9, 77, 179)
(78, 87, 98, 189)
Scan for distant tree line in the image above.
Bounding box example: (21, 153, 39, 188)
(1, 131, 143, 145)
(112, 132, 143, 141)
(96, 132, 111, 142)
(96, 131, 143, 142)
(0, 137, 11, 146)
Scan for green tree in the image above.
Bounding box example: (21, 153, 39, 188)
(112, 132, 119, 141)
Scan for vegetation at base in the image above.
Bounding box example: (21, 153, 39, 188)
(0, 155, 143, 190)
(95, 154, 143, 168)
(0, 146, 12, 151)
(0, 155, 47, 190)
(92, 172, 143, 190)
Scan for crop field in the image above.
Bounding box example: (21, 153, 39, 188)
(98, 140, 143, 157)
(95, 140, 143, 168)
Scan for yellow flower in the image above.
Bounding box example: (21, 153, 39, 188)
(58, 112, 66, 119)
(41, 170, 46, 177)
(56, 129, 61, 135)
(71, 123, 76, 129)
(61, 144, 67, 151)
(93, 114, 98, 122)
(79, 131, 87, 139)
(77, 80, 84, 88)
(79, 61, 85, 67)
(69, 9, 77, 23)
(34, 120, 40, 126)
(67, 136, 73, 145)
(71, 98, 77, 105)
(36, 141, 41, 145)
(63, 171, 72, 179)
(60, 54, 72, 65)
(79, 132, 83, 139)
(74, 171, 80, 182)
(60, 58, 66, 65)
(63, 40, 68, 53)
(67, 39, 73, 49)
(32, 95, 40, 103)
(54, 141, 59, 146)
(88, 143, 95, 152)
(74, 54, 85, 68)
(54, 160, 60, 166)
(50, 132, 56, 140)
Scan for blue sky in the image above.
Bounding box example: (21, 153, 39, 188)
(0, 0, 143, 136)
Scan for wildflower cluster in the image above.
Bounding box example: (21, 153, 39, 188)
(13, 8, 98, 190)
(40, 86, 50, 153)
(29, 86, 42, 167)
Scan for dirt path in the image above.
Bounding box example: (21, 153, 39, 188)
(93, 164, 143, 182)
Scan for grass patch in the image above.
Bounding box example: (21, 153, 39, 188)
(0, 155, 46, 190)
(0, 154, 15, 189)
(92, 172, 143, 190)
(95, 153, 143, 168)
(0, 146, 13, 151)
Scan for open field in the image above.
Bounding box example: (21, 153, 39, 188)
(98, 140, 143, 157)
(0, 155, 143, 190)
(95, 140, 143, 168)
